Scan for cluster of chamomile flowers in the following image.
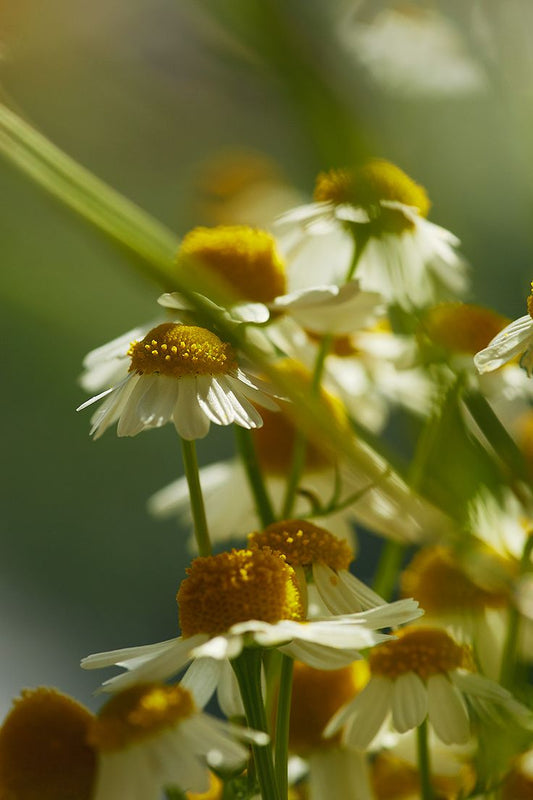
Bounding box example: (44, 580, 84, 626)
(3, 159, 533, 800)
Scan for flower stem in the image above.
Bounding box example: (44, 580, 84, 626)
(417, 719, 434, 800)
(180, 438, 211, 557)
(499, 535, 533, 688)
(274, 654, 294, 800)
(235, 427, 276, 527)
(282, 335, 331, 519)
(232, 649, 281, 800)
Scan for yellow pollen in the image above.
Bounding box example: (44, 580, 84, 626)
(369, 627, 469, 680)
(177, 225, 287, 303)
(88, 683, 195, 753)
(422, 303, 510, 355)
(288, 661, 369, 754)
(249, 520, 353, 571)
(0, 688, 96, 800)
(313, 160, 430, 221)
(251, 360, 348, 475)
(401, 546, 508, 613)
(128, 323, 237, 378)
(178, 548, 304, 637)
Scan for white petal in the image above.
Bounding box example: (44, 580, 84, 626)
(281, 640, 363, 669)
(391, 672, 427, 732)
(427, 673, 470, 744)
(474, 315, 533, 373)
(180, 658, 222, 709)
(173, 377, 210, 440)
(196, 375, 235, 425)
(328, 676, 392, 750)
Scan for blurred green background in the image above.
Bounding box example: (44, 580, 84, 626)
(2, 0, 533, 712)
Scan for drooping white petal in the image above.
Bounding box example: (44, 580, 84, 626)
(308, 747, 373, 800)
(281, 640, 363, 669)
(180, 657, 222, 709)
(116, 375, 159, 437)
(196, 375, 235, 425)
(474, 315, 533, 373)
(330, 676, 392, 750)
(173, 377, 210, 440)
(391, 671, 428, 732)
(427, 673, 470, 744)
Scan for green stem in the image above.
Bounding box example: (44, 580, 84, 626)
(274, 655, 294, 800)
(235, 427, 275, 527)
(282, 335, 332, 519)
(499, 535, 533, 688)
(232, 650, 281, 800)
(372, 540, 405, 601)
(180, 438, 211, 557)
(417, 719, 434, 800)
(345, 225, 370, 282)
(462, 390, 529, 482)
(281, 431, 307, 520)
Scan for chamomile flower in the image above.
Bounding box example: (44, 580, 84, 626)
(400, 546, 509, 677)
(88, 682, 265, 799)
(173, 224, 383, 336)
(474, 285, 533, 375)
(81, 548, 422, 694)
(276, 159, 467, 309)
(288, 661, 373, 800)
(324, 626, 528, 749)
(248, 519, 388, 616)
(0, 687, 96, 800)
(78, 322, 279, 441)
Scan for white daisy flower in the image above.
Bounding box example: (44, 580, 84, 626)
(77, 322, 279, 441)
(248, 519, 387, 616)
(276, 159, 467, 310)
(474, 288, 533, 376)
(81, 548, 423, 694)
(173, 224, 384, 336)
(324, 626, 529, 750)
(269, 315, 434, 433)
(400, 545, 511, 679)
(88, 682, 267, 799)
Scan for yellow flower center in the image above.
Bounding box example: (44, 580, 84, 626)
(313, 160, 430, 222)
(369, 627, 469, 681)
(0, 688, 96, 800)
(177, 225, 287, 303)
(249, 520, 353, 571)
(422, 303, 510, 355)
(251, 359, 348, 475)
(289, 661, 369, 754)
(371, 753, 476, 800)
(88, 683, 195, 753)
(128, 323, 237, 378)
(401, 546, 508, 613)
(178, 548, 304, 637)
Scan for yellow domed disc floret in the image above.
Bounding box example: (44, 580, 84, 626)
(177, 225, 287, 303)
(0, 688, 96, 800)
(313, 160, 430, 219)
(422, 303, 510, 356)
(401, 546, 508, 613)
(88, 683, 195, 753)
(251, 359, 348, 474)
(178, 548, 304, 637)
(249, 519, 353, 572)
(289, 661, 369, 754)
(369, 627, 469, 681)
(128, 323, 237, 378)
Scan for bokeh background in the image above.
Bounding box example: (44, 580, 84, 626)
(3, 0, 533, 714)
